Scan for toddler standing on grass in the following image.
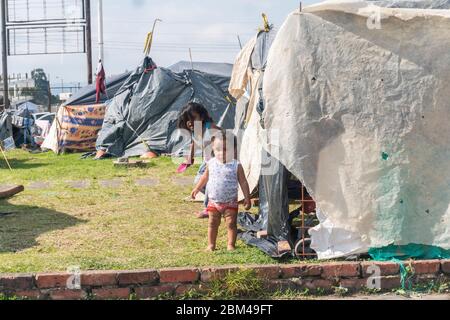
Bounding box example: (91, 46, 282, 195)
(191, 131, 251, 251)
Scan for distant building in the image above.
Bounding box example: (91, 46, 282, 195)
(0, 73, 36, 106)
(59, 92, 73, 102)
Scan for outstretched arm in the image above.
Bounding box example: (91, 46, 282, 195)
(191, 167, 209, 199)
(237, 164, 252, 210)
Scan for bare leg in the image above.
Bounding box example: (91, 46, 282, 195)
(207, 211, 221, 251)
(225, 211, 238, 251)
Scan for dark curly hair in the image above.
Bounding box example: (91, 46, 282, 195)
(177, 102, 213, 131)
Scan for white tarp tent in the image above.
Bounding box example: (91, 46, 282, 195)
(256, 0, 450, 259)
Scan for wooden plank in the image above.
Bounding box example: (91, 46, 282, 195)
(0, 185, 24, 199)
(113, 160, 151, 168)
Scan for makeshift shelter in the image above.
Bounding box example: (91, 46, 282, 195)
(42, 104, 107, 153)
(0, 111, 13, 145)
(42, 72, 130, 153)
(253, 0, 450, 260)
(0, 108, 38, 148)
(95, 57, 236, 158)
(7, 108, 36, 147)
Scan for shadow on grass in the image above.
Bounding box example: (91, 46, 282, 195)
(0, 158, 49, 170)
(0, 200, 85, 253)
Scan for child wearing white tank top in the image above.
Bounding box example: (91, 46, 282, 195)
(192, 131, 251, 252)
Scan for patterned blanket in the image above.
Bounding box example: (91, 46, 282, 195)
(57, 104, 106, 151)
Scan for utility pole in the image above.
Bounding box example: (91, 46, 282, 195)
(85, 0, 93, 84)
(47, 84, 51, 112)
(1, 0, 9, 110)
(97, 0, 104, 63)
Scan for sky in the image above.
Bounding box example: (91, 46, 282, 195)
(3, 0, 320, 88)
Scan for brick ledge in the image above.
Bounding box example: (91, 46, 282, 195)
(1, 260, 449, 300)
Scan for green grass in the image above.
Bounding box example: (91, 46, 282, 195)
(207, 269, 265, 300)
(162, 269, 313, 300)
(0, 150, 282, 273)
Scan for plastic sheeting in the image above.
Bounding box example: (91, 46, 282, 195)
(229, 28, 277, 197)
(238, 150, 292, 258)
(230, 28, 296, 257)
(96, 57, 235, 158)
(8, 108, 36, 147)
(369, 0, 450, 9)
(168, 61, 233, 78)
(0, 112, 13, 142)
(369, 244, 450, 261)
(262, 0, 450, 259)
(16, 101, 39, 113)
(63, 72, 131, 106)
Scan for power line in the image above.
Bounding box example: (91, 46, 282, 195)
(103, 19, 260, 25)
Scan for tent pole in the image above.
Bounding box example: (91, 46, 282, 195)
(189, 48, 194, 71)
(237, 35, 243, 50)
(144, 19, 161, 56)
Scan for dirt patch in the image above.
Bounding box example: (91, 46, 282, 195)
(172, 177, 194, 187)
(28, 182, 52, 190)
(98, 179, 124, 188)
(135, 178, 159, 187)
(66, 180, 91, 189)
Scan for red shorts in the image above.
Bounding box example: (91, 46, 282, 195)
(207, 201, 239, 216)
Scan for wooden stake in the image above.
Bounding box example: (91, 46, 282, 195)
(0, 144, 12, 171)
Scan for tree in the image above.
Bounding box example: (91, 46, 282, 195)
(21, 68, 60, 106)
(30, 68, 50, 106)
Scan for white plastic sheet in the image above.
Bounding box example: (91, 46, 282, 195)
(262, 0, 450, 258)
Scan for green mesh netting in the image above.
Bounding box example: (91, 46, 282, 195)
(369, 244, 450, 261)
(369, 244, 450, 290)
